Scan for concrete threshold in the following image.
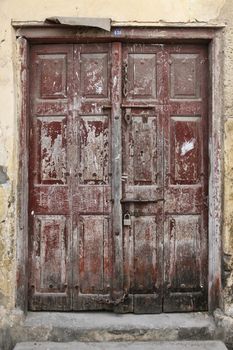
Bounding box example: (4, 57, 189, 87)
(19, 312, 216, 342)
(14, 340, 227, 350)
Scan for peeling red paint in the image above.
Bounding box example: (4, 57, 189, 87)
(28, 42, 208, 313)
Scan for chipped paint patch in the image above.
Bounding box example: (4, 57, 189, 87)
(180, 138, 196, 156)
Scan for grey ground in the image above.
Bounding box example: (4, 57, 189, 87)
(14, 340, 227, 350)
(2, 312, 230, 350)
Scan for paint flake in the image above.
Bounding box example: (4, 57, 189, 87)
(181, 138, 196, 156)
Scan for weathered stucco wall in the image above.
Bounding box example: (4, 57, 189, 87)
(218, 0, 233, 314)
(1, 0, 233, 316)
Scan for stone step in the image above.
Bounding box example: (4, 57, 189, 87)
(13, 341, 228, 350)
(18, 312, 216, 342)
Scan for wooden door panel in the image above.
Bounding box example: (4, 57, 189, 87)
(123, 211, 163, 313)
(29, 116, 70, 214)
(29, 215, 72, 310)
(31, 186, 69, 215)
(122, 44, 164, 107)
(33, 215, 69, 291)
(78, 215, 112, 293)
(122, 108, 163, 200)
(164, 115, 203, 214)
(170, 53, 200, 100)
(34, 53, 68, 99)
(34, 116, 68, 185)
(163, 213, 208, 312)
(29, 43, 208, 313)
(122, 44, 164, 313)
(169, 116, 201, 185)
(166, 46, 205, 103)
(163, 45, 208, 311)
(127, 114, 157, 185)
(30, 115, 69, 214)
(78, 43, 111, 108)
(165, 214, 203, 290)
(165, 187, 203, 214)
(72, 43, 113, 310)
(73, 186, 111, 214)
(126, 53, 157, 100)
(131, 216, 158, 292)
(29, 45, 73, 310)
(80, 52, 109, 98)
(79, 115, 110, 184)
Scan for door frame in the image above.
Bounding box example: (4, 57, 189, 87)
(14, 23, 224, 313)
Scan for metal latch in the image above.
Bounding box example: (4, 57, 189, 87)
(121, 198, 165, 203)
(123, 213, 131, 226)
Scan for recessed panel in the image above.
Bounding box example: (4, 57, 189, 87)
(79, 116, 109, 184)
(170, 54, 200, 99)
(36, 116, 67, 185)
(127, 54, 156, 99)
(79, 215, 111, 293)
(74, 186, 111, 214)
(39, 54, 67, 99)
(126, 115, 157, 185)
(34, 215, 69, 292)
(133, 216, 157, 293)
(170, 116, 201, 184)
(81, 53, 108, 98)
(166, 215, 202, 291)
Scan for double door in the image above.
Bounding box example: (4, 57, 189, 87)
(28, 42, 208, 312)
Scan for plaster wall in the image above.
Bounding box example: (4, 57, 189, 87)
(0, 0, 233, 317)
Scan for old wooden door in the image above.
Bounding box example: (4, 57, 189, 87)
(28, 42, 208, 312)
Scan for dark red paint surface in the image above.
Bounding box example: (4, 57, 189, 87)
(28, 43, 208, 312)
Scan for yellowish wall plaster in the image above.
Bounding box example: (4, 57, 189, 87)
(1, 0, 226, 23)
